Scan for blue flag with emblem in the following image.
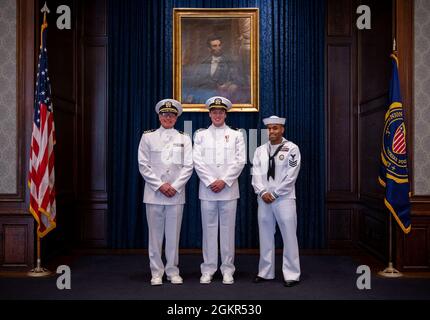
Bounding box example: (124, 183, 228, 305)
(378, 54, 411, 234)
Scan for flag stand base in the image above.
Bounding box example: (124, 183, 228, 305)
(378, 262, 403, 278)
(27, 267, 52, 277)
(27, 258, 52, 277)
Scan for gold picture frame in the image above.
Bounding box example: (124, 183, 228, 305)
(173, 8, 259, 112)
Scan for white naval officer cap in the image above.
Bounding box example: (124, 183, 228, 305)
(155, 99, 183, 116)
(263, 115, 286, 126)
(205, 96, 232, 111)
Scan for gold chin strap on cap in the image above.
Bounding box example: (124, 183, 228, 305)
(159, 107, 178, 114)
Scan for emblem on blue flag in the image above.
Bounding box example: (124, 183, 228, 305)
(378, 54, 411, 234)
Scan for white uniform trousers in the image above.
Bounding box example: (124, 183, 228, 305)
(145, 204, 183, 278)
(200, 200, 237, 276)
(257, 198, 301, 281)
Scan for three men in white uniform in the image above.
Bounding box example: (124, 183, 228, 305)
(138, 99, 193, 286)
(251, 116, 301, 287)
(193, 96, 246, 285)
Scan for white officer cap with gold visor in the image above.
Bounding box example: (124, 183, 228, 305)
(205, 96, 232, 111)
(155, 99, 183, 116)
(263, 115, 286, 126)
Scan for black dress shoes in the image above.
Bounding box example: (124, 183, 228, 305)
(284, 280, 300, 287)
(253, 276, 269, 283)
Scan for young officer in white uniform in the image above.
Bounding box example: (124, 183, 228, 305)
(193, 96, 246, 285)
(251, 116, 301, 287)
(138, 99, 193, 286)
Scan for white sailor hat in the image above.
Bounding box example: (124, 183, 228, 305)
(155, 99, 183, 116)
(205, 96, 232, 111)
(263, 115, 286, 126)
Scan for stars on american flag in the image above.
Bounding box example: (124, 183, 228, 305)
(34, 40, 53, 128)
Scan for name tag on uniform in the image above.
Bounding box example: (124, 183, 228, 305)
(173, 143, 184, 147)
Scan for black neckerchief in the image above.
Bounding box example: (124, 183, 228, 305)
(267, 142, 285, 181)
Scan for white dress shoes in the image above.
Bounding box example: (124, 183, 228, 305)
(200, 273, 213, 284)
(167, 275, 183, 284)
(150, 276, 163, 286)
(222, 273, 234, 284)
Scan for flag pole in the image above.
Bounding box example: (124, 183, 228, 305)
(27, 2, 52, 278)
(27, 234, 52, 277)
(377, 37, 404, 278)
(378, 213, 403, 278)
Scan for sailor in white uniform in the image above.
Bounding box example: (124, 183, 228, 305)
(251, 116, 301, 287)
(138, 99, 193, 286)
(193, 96, 246, 285)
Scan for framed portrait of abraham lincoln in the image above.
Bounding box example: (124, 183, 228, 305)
(173, 8, 259, 112)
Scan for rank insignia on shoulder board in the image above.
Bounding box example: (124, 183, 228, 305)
(144, 129, 156, 134)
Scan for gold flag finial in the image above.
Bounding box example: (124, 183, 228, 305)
(40, 2, 49, 49)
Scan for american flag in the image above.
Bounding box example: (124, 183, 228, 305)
(28, 14, 56, 238)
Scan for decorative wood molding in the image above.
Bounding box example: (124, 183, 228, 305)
(0, 1, 34, 214)
(411, 196, 430, 215)
(0, 215, 34, 270)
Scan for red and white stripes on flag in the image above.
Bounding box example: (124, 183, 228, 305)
(393, 124, 406, 155)
(28, 14, 56, 238)
(29, 104, 56, 237)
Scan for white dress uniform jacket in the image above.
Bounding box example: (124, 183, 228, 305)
(193, 124, 246, 200)
(138, 126, 193, 204)
(251, 138, 300, 200)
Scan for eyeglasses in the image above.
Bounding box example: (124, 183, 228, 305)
(159, 113, 177, 119)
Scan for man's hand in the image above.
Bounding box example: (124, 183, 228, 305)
(261, 192, 275, 204)
(159, 183, 177, 197)
(210, 180, 226, 193)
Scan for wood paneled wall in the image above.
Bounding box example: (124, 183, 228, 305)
(1, 0, 109, 270)
(326, 0, 392, 259)
(32, 0, 109, 254)
(43, 0, 108, 249)
(327, 0, 430, 271)
(326, 0, 360, 249)
(357, 0, 393, 260)
(0, 0, 35, 270)
(78, 0, 108, 247)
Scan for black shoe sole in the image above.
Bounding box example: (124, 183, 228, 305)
(284, 281, 300, 287)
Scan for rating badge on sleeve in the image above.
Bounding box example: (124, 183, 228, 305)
(289, 154, 297, 167)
